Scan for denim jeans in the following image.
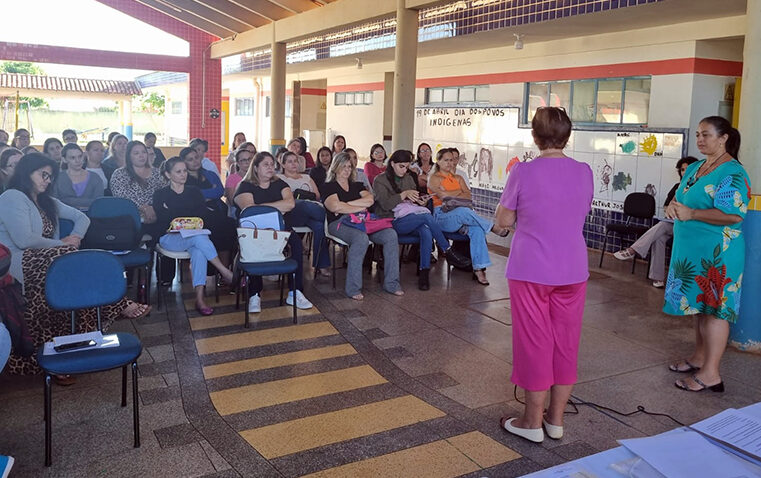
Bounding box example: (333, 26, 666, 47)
(159, 233, 220, 287)
(392, 213, 450, 269)
(0, 323, 11, 373)
(328, 220, 401, 297)
(433, 206, 492, 270)
(285, 200, 330, 269)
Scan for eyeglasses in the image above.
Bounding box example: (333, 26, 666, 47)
(419, 148, 431, 153)
(40, 171, 53, 182)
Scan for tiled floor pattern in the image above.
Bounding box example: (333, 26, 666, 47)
(186, 290, 521, 476)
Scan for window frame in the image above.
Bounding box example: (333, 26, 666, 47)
(334, 90, 373, 106)
(523, 76, 650, 126)
(424, 85, 489, 105)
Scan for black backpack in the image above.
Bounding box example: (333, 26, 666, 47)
(83, 215, 139, 250)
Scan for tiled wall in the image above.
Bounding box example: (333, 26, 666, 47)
(471, 186, 651, 252)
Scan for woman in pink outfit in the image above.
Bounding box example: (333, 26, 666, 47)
(495, 107, 593, 443)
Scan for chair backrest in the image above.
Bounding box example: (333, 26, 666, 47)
(239, 205, 285, 230)
(88, 197, 142, 232)
(623, 193, 656, 219)
(58, 219, 74, 238)
(45, 250, 127, 312)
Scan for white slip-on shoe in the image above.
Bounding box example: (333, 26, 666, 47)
(501, 417, 544, 443)
(613, 249, 636, 260)
(286, 290, 313, 310)
(652, 280, 666, 288)
(542, 419, 563, 440)
(248, 294, 261, 313)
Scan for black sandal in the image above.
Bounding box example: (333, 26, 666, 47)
(472, 269, 489, 286)
(675, 374, 724, 393)
(668, 360, 701, 373)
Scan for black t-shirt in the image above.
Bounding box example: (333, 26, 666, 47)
(664, 182, 679, 207)
(234, 178, 289, 207)
(309, 166, 327, 188)
(320, 181, 366, 223)
(152, 185, 207, 233)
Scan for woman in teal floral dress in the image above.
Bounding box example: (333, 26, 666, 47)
(664, 116, 750, 393)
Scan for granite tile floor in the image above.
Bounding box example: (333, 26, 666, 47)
(2, 248, 761, 477)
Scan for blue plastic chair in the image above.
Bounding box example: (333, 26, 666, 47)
(36, 250, 142, 466)
(88, 197, 153, 304)
(443, 231, 470, 281)
(58, 219, 74, 239)
(235, 206, 297, 328)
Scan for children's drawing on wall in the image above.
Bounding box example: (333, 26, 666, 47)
(612, 171, 632, 191)
(467, 152, 478, 179)
(477, 148, 493, 183)
(616, 133, 638, 155)
(598, 158, 613, 193)
(639, 134, 659, 156)
(619, 140, 637, 154)
(645, 184, 657, 197)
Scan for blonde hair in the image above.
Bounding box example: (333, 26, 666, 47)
(325, 151, 356, 183)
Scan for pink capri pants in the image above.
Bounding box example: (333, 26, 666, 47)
(509, 279, 587, 391)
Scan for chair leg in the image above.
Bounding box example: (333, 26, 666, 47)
(292, 272, 297, 324)
(44, 374, 52, 467)
(156, 253, 163, 311)
(599, 233, 610, 268)
(144, 262, 151, 306)
(178, 258, 184, 283)
(244, 274, 250, 328)
(132, 361, 140, 448)
(121, 365, 127, 407)
(331, 242, 337, 290)
(279, 274, 285, 306)
(215, 272, 220, 303)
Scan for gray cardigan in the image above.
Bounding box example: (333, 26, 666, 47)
(372, 173, 418, 218)
(52, 171, 104, 210)
(0, 189, 90, 285)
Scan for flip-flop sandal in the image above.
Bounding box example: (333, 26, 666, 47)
(675, 374, 724, 393)
(120, 303, 151, 320)
(668, 360, 701, 373)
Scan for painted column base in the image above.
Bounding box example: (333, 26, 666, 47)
(730, 206, 761, 352)
(269, 140, 285, 155)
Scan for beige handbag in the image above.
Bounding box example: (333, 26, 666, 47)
(237, 227, 291, 263)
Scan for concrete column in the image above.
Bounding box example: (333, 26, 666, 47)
(270, 41, 287, 154)
(383, 72, 394, 153)
(731, 1, 761, 352)
(391, 0, 418, 152)
(291, 80, 302, 140)
(124, 99, 133, 140)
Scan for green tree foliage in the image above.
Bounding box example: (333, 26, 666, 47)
(0, 61, 49, 109)
(138, 92, 165, 115)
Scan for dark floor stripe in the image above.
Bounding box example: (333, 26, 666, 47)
(206, 354, 367, 392)
(191, 315, 326, 339)
(199, 334, 348, 367)
(225, 382, 406, 431)
(269, 419, 475, 478)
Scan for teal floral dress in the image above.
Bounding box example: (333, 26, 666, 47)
(663, 159, 751, 322)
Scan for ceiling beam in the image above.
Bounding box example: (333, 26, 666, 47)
(136, 0, 235, 37)
(191, 0, 270, 27)
(266, 0, 321, 14)
(233, 0, 297, 21)
(210, 0, 395, 58)
(154, 0, 254, 32)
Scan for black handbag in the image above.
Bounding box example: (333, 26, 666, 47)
(83, 215, 138, 250)
(293, 189, 317, 201)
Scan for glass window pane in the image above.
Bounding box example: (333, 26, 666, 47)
(596, 79, 623, 123)
(443, 88, 458, 103)
(345, 93, 355, 105)
(428, 88, 443, 103)
(355, 92, 365, 104)
(549, 82, 571, 111)
(571, 81, 595, 123)
(527, 82, 549, 121)
(364, 92, 373, 104)
(475, 86, 489, 102)
(459, 87, 475, 103)
(623, 78, 650, 124)
(335, 93, 345, 105)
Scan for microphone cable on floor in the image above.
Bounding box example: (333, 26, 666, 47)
(512, 385, 685, 427)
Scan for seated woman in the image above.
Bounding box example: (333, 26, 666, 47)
(43, 138, 63, 167)
(234, 152, 314, 313)
(364, 144, 387, 186)
(0, 153, 150, 376)
(410, 142, 434, 194)
(277, 150, 331, 276)
(224, 132, 247, 177)
(101, 134, 128, 183)
(153, 157, 234, 316)
(52, 143, 104, 211)
(84, 140, 108, 191)
(373, 150, 470, 290)
(181, 147, 236, 266)
(322, 152, 403, 300)
(109, 140, 166, 241)
(286, 138, 307, 172)
(309, 146, 333, 189)
(297, 137, 315, 169)
(428, 148, 508, 286)
(345, 148, 372, 192)
(0, 148, 22, 193)
(224, 148, 253, 214)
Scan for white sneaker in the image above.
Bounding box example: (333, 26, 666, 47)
(652, 280, 666, 288)
(613, 249, 636, 260)
(248, 294, 261, 313)
(286, 290, 313, 310)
